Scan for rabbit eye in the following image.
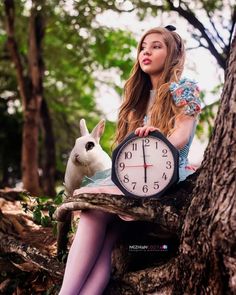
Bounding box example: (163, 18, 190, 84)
(85, 141, 95, 151)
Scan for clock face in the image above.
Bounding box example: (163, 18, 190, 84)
(112, 132, 178, 198)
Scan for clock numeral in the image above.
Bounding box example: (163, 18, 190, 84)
(142, 138, 150, 147)
(162, 149, 168, 157)
(154, 181, 159, 190)
(166, 161, 172, 169)
(119, 162, 125, 171)
(155, 141, 158, 149)
(162, 172, 167, 180)
(132, 143, 137, 151)
(125, 151, 132, 159)
(142, 185, 148, 193)
(123, 174, 129, 183)
(132, 182, 137, 190)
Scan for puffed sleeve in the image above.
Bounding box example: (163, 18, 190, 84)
(169, 78, 201, 116)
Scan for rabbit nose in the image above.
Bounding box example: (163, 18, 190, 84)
(74, 153, 80, 161)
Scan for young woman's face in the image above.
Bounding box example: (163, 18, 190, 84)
(138, 33, 167, 77)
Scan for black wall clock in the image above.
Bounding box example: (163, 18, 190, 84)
(111, 131, 179, 198)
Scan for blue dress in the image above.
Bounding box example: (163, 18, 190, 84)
(82, 77, 201, 187)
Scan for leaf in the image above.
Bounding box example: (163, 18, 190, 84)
(48, 205, 56, 219)
(41, 216, 51, 227)
(54, 191, 64, 205)
(33, 208, 42, 225)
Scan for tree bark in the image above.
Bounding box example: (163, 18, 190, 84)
(22, 1, 45, 195)
(40, 97, 56, 196)
(172, 31, 236, 295)
(54, 173, 197, 257)
(4, 0, 45, 195)
(54, 34, 236, 294)
(2, 2, 235, 293)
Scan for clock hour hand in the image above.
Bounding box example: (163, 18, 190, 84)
(142, 139, 147, 183)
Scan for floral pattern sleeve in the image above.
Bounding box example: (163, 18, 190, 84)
(169, 78, 201, 116)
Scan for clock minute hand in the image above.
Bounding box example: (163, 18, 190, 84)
(142, 139, 147, 183)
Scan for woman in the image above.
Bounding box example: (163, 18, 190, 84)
(59, 25, 201, 295)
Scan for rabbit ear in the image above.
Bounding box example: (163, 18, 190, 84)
(80, 119, 89, 136)
(91, 119, 105, 143)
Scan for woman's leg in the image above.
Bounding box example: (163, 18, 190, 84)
(79, 218, 123, 295)
(59, 209, 115, 295)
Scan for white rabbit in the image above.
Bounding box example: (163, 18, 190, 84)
(64, 118, 112, 197)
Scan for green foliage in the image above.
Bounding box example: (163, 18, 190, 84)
(0, 0, 136, 185)
(41, 1, 136, 175)
(0, 0, 227, 189)
(196, 84, 222, 140)
(90, 28, 137, 80)
(200, 0, 224, 12)
(21, 189, 65, 228)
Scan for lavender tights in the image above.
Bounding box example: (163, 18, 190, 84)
(59, 209, 122, 295)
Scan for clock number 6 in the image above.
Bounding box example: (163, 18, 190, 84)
(142, 185, 148, 193)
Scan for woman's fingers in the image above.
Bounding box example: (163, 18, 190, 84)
(135, 126, 159, 137)
(134, 127, 144, 136)
(144, 126, 159, 136)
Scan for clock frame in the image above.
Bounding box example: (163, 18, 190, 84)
(111, 131, 179, 199)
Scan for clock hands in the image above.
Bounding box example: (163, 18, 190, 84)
(125, 164, 153, 168)
(142, 139, 147, 183)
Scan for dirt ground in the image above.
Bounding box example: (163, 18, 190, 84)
(0, 190, 65, 294)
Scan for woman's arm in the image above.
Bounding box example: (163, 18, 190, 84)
(167, 115, 195, 150)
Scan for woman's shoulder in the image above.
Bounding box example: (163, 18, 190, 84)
(169, 77, 199, 91)
(169, 77, 201, 116)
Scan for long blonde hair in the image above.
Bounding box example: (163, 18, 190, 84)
(115, 27, 186, 144)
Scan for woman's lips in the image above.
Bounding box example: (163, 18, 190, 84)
(142, 58, 152, 65)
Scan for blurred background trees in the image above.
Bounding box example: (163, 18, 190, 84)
(0, 0, 235, 196)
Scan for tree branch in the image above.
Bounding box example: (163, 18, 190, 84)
(206, 10, 227, 48)
(166, 0, 226, 69)
(4, 0, 28, 110)
(54, 173, 198, 237)
(226, 5, 236, 59)
(0, 232, 63, 279)
(122, 258, 176, 294)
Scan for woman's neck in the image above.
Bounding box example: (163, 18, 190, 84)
(146, 89, 156, 115)
(150, 73, 162, 89)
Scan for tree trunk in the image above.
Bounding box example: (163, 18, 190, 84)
(4, 0, 45, 195)
(22, 107, 41, 195)
(2, 3, 235, 293)
(172, 32, 236, 295)
(54, 34, 236, 294)
(40, 97, 56, 196)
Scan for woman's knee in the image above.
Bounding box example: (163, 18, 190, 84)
(103, 220, 124, 250)
(80, 209, 115, 224)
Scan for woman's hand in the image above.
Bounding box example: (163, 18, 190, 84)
(135, 125, 160, 137)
